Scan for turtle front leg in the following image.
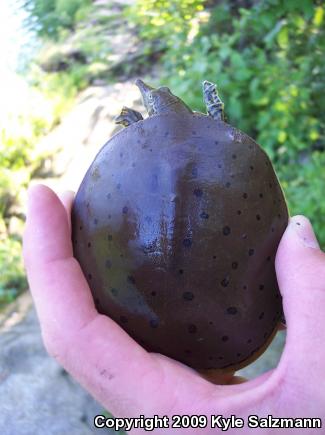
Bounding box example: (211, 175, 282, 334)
(202, 81, 225, 121)
(115, 106, 143, 127)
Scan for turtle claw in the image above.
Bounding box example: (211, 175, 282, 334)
(115, 106, 143, 127)
(203, 81, 225, 121)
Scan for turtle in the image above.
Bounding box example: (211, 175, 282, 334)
(71, 79, 288, 371)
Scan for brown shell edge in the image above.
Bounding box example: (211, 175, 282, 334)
(199, 320, 282, 379)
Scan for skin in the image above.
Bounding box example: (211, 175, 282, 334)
(23, 184, 325, 433)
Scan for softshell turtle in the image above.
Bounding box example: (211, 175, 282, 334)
(72, 80, 288, 371)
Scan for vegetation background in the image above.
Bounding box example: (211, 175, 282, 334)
(1, 0, 324, 309)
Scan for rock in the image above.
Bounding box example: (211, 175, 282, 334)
(0, 293, 113, 435)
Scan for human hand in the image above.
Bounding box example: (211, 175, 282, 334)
(23, 184, 325, 433)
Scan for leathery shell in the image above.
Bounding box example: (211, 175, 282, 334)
(72, 113, 288, 370)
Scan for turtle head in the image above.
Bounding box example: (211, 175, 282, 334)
(135, 79, 192, 116)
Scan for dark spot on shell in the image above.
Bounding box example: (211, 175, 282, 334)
(107, 234, 113, 241)
(278, 213, 281, 218)
(256, 214, 261, 221)
(222, 335, 229, 342)
(79, 226, 83, 230)
(267, 256, 271, 261)
(120, 315, 128, 323)
(120, 152, 123, 158)
(150, 319, 159, 328)
(192, 130, 197, 135)
(259, 193, 264, 198)
(259, 312, 265, 320)
(231, 261, 238, 269)
(218, 356, 224, 360)
(296, 222, 301, 226)
(127, 275, 136, 284)
(87, 242, 91, 248)
(164, 131, 169, 137)
(151, 291, 156, 296)
(248, 248, 255, 256)
(188, 324, 197, 334)
(247, 339, 252, 344)
(218, 163, 222, 168)
(122, 206, 128, 214)
(221, 276, 230, 287)
(209, 321, 213, 325)
(232, 154, 237, 159)
(213, 255, 217, 259)
(243, 285, 247, 290)
(183, 291, 194, 301)
(227, 307, 238, 315)
(105, 259, 112, 268)
(183, 238, 192, 248)
(237, 352, 241, 357)
(200, 211, 209, 219)
(223, 226, 231, 236)
(108, 214, 111, 219)
(106, 193, 111, 199)
(250, 165, 254, 170)
(191, 167, 198, 178)
(116, 183, 121, 189)
(193, 188, 203, 197)
(259, 284, 264, 290)
(179, 269, 184, 275)
(271, 227, 275, 232)
(88, 273, 92, 280)
(149, 148, 153, 152)
(243, 193, 248, 199)
(111, 288, 118, 296)
(237, 210, 242, 215)
(215, 141, 219, 145)
(132, 162, 136, 167)
(226, 182, 231, 188)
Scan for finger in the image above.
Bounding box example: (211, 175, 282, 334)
(23, 184, 96, 334)
(58, 190, 75, 231)
(275, 215, 325, 378)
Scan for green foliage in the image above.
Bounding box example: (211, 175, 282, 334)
(0, 73, 77, 309)
(126, 0, 325, 247)
(126, 0, 205, 43)
(23, 0, 92, 40)
(0, 236, 26, 309)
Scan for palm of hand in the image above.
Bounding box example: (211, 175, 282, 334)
(23, 185, 325, 433)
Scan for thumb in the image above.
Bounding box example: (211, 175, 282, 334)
(275, 215, 325, 376)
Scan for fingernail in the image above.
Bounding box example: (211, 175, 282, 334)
(290, 215, 320, 249)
